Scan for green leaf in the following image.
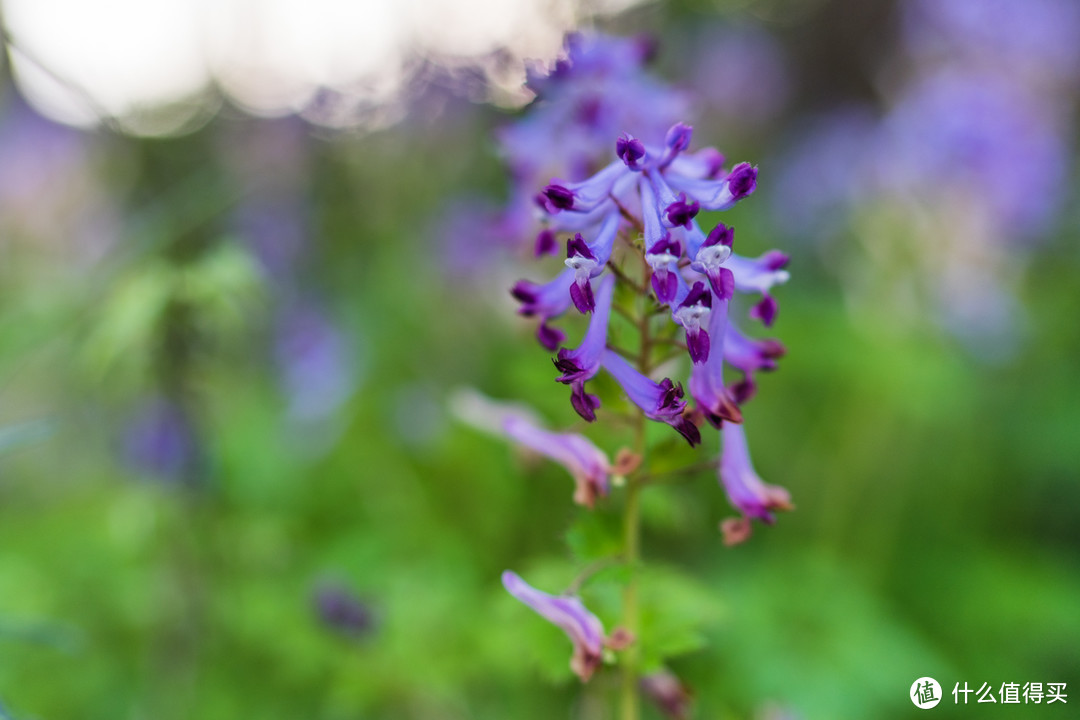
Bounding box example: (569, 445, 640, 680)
(565, 510, 623, 564)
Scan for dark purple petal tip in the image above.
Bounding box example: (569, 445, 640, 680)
(763, 250, 789, 271)
(730, 377, 757, 405)
(543, 184, 576, 211)
(665, 194, 700, 228)
(679, 281, 712, 309)
(616, 133, 646, 169)
(749, 295, 778, 326)
(553, 352, 586, 384)
(709, 267, 735, 301)
(687, 330, 710, 364)
(704, 223, 735, 248)
(569, 280, 595, 314)
(570, 383, 601, 422)
(511, 282, 538, 312)
(536, 321, 565, 351)
(665, 123, 693, 152)
(534, 229, 557, 256)
(651, 272, 677, 304)
(566, 234, 596, 260)
(673, 416, 702, 447)
(728, 163, 758, 200)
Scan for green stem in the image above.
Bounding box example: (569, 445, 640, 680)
(620, 256, 653, 720)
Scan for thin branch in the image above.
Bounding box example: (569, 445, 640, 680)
(607, 260, 647, 295)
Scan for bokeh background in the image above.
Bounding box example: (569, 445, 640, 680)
(0, 0, 1078, 718)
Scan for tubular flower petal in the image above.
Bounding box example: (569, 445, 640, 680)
(502, 414, 612, 508)
(502, 571, 608, 681)
(726, 250, 790, 326)
(665, 162, 759, 211)
(564, 211, 621, 313)
(451, 389, 612, 508)
(719, 422, 792, 524)
(688, 295, 743, 427)
(690, 223, 735, 300)
(601, 349, 701, 446)
(555, 274, 616, 385)
(673, 281, 712, 364)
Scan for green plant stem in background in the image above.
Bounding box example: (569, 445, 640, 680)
(620, 261, 653, 720)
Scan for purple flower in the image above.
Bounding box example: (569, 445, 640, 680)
(901, 0, 1080, 87)
(673, 281, 712, 364)
(720, 422, 792, 525)
(723, 322, 786, 404)
(881, 69, 1068, 238)
(688, 296, 743, 427)
(451, 389, 612, 508)
(123, 398, 197, 482)
(502, 570, 607, 682)
(617, 132, 647, 170)
(555, 274, 615, 386)
(641, 180, 682, 304)
(564, 212, 621, 313)
(664, 192, 700, 229)
(690, 223, 735, 301)
(313, 582, 374, 638)
(641, 670, 692, 719)
(601, 349, 701, 447)
(726, 251, 790, 326)
(512, 268, 575, 350)
(512, 121, 784, 433)
(274, 303, 354, 422)
(692, 24, 791, 126)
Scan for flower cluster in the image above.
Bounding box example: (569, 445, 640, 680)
(514, 120, 788, 454)
(468, 33, 795, 691)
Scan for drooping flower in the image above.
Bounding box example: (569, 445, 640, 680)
(554, 274, 615, 386)
(450, 389, 612, 508)
(502, 570, 607, 681)
(719, 422, 792, 528)
(688, 296, 743, 427)
(723, 322, 786, 404)
(601, 349, 701, 447)
(641, 669, 693, 719)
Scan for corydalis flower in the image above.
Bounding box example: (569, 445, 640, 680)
(502, 571, 607, 681)
(601, 350, 701, 447)
(512, 122, 788, 435)
(451, 389, 612, 508)
(719, 423, 792, 541)
(641, 669, 692, 719)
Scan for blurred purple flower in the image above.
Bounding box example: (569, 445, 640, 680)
(719, 422, 792, 536)
(451, 389, 612, 508)
(692, 25, 791, 126)
(438, 32, 692, 272)
(123, 398, 197, 482)
(641, 669, 692, 719)
(502, 570, 607, 682)
(770, 108, 881, 238)
(313, 581, 374, 639)
(881, 69, 1068, 238)
(233, 198, 309, 280)
(901, 0, 1080, 86)
(275, 303, 355, 422)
